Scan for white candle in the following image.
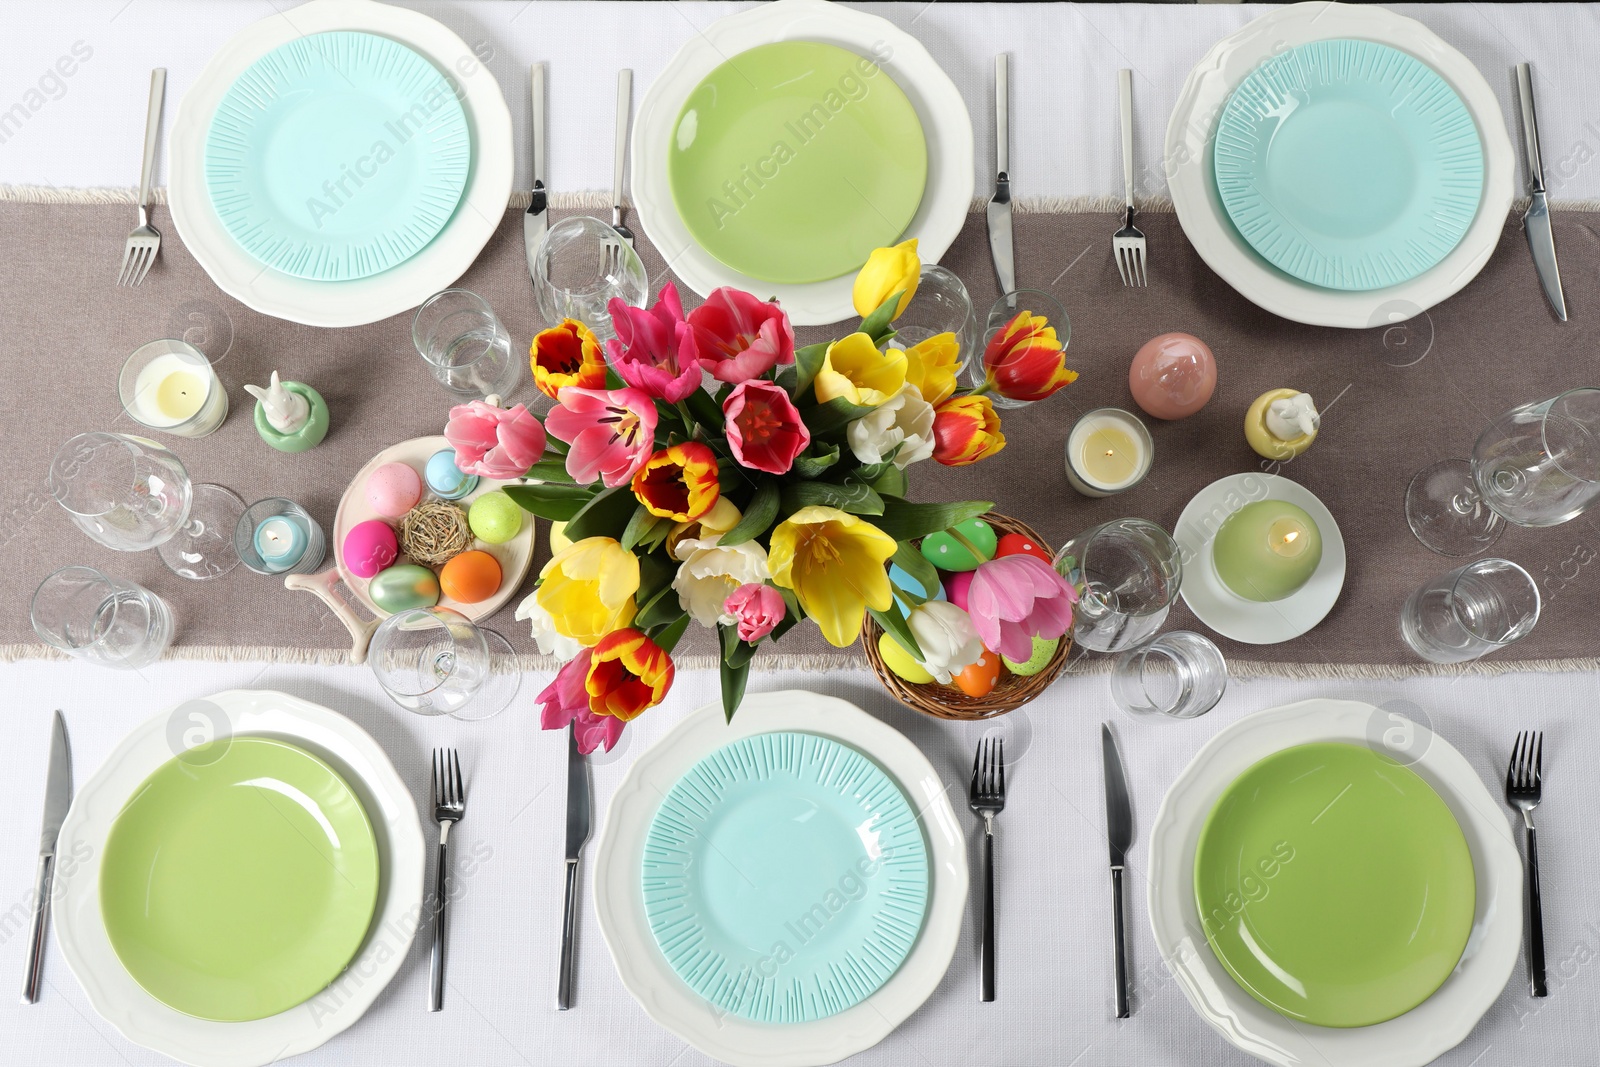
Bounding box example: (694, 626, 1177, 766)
(253, 516, 308, 573)
(1065, 408, 1154, 497)
(120, 341, 228, 437)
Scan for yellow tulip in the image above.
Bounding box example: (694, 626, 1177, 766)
(814, 333, 908, 408)
(536, 537, 640, 646)
(852, 239, 921, 321)
(903, 331, 960, 406)
(667, 496, 742, 557)
(768, 506, 897, 647)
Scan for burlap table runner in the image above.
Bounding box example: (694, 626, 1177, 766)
(3, 199, 1596, 675)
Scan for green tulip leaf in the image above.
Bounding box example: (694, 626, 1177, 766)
(874, 496, 994, 541)
(502, 483, 598, 522)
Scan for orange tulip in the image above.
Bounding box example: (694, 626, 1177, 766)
(632, 442, 721, 522)
(932, 395, 1006, 466)
(586, 628, 675, 720)
(981, 309, 1078, 402)
(530, 318, 606, 400)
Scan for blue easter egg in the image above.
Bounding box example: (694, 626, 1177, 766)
(888, 562, 945, 614)
(425, 449, 479, 500)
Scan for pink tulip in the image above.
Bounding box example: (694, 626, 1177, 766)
(444, 400, 546, 479)
(725, 582, 785, 642)
(536, 650, 627, 754)
(605, 284, 702, 403)
(966, 555, 1078, 663)
(685, 287, 796, 384)
(544, 387, 659, 488)
(723, 379, 810, 475)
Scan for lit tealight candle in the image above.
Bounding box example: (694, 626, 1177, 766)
(1065, 408, 1154, 497)
(254, 515, 309, 574)
(119, 340, 229, 437)
(1212, 500, 1324, 602)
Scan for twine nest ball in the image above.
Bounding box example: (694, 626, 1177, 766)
(399, 500, 473, 567)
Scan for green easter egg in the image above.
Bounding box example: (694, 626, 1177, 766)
(920, 518, 997, 572)
(469, 491, 523, 544)
(878, 633, 934, 684)
(369, 564, 441, 613)
(1002, 635, 1060, 677)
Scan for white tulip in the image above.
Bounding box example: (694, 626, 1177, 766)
(847, 384, 936, 469)
(673, 537, 771, 628)
(906, 600, 984, 684)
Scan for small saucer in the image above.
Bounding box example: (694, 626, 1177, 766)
(1173, 473, 1346, 644)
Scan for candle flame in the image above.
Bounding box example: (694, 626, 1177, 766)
(1282, 530, 1299, 544)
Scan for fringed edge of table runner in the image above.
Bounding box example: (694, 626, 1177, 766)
(5, 642, 1597, 681)
(11, 185, 1600, 214)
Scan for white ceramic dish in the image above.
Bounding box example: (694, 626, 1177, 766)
(594, 690, 968, 1066)
(1165, 1, 1513, 328)
(53, 690, 426, 1067)
(632, 0, 974, 326)
(169, 0, 514, 327)
(1173, 473, 1346, 645)
(1148, 699, 1521, 1067)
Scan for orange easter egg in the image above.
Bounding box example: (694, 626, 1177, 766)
(439, 550, 502, 604)
(953, 648, 1002, 697)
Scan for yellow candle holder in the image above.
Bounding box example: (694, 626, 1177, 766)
(1245, 388, 1318, 460)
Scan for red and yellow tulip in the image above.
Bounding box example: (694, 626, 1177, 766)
(932, 395, 1006, 466)
(981, 309, 1078, 402)
(586, 628, 675, 720)
(530, 318, 606, 400)
(631, 442, 721, 523)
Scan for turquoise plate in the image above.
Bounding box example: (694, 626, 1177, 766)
(204, 31, 470, 281)
(1214, 39, 1483, 291)
(642, 732, 929, 1022)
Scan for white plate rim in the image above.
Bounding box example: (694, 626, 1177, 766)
(1173, 472, 1347, 645)
(632, 0, 975, 327)
(1165, 1, 1514, 328)
(169, 0, 514, 328)
(53, 689, 426, 1067)
(593, 690, 969, 1067)
(1147, 698, 1521, 1067)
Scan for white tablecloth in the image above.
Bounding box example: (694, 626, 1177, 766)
(4, 2, 1600, 204)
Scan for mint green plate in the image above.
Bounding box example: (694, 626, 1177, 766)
(668, 41, 928, 285)
(204, 31, 470, 281)
(100, 737, 380, 1022)
(641, 732, 929, 1022)
(1195, 742, 1475, 1028)
(1214, 39, 1483, 291)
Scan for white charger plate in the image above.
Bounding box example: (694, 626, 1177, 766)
(632, 0, 974, 326)
(53, 690, 426, 1067)
(594, 690, 968, 1067)
(1148, 699, 1521, 1067)
(169, 0, 513, 327)
(1173, 473, 1346, 645)
(1165, 1, 1513, 328)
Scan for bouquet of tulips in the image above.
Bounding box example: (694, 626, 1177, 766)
(440, 239, 1079, 753)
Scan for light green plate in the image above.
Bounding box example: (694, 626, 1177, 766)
(641, 732, 929, 1022)
(100, 737, 380, 1022)
(1195, 742, 1475, 1028)
(205, 31, 471, 281)
(1214, 39, 1483, 291)
(668, 41, 928, 285)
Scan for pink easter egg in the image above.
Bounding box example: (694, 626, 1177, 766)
(944, 570, 974, 611)
(1128, 332, 1217, 420)
(366, 462, 423, 518)
(344, 519, 399, 579)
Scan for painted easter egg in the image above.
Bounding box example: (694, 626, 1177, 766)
(343, 519, 398, 579)
(1002, 635, 1060, 676)
(366, 462, 422, 518)
(425, 449, 479, 500)
(920, 518, 997, 572)
(369, 563, 441, 612)
(878, 632, 934, 684)
(439, 550, 502, 604)
(953, 647, 1001, 697)
(995, 532, 1052, 564)
(469, 491, 523, 544)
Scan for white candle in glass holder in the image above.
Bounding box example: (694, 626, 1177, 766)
(120, 340, 228, 437)
(1065, 408, 1153, 497)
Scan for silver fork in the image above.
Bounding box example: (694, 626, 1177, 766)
(968, 735, 1005, 1002)
(1112, 68, 1147, 287)
(1505, 731, 1547, 998)
(429, 748, 465, 1012)
(611, 69, 635, 249)
(118, 68, 166, 288)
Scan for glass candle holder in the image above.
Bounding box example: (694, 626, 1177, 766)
(119, 339, 229, 437)
(1111, 631, 1227, 719)
(966, 289, 1071, 409)
(1400, 558, 1540, 664)
(888, 264, 978, 372)
(1065, 408, 1153, 497)
(412, 289, 519, 400)
(31, 565, 174, 669)
(532, 215, 647, 341)
(235, 498, 326, 576)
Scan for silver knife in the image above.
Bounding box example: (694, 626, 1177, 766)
(1517, 63, 1567, 322)
(987, 53, 1015, 306)
(524, 62, 548, 282)
(1101, 723, 1132, 1019)
(557, 722, 591, 1010)
(22, 711, 71, 1005)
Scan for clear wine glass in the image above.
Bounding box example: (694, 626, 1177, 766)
(47, 432, 241, 579)
(531, 216, 647, 341)
(369, 607, 491, 717)
(1407, 388, 1600, 555)
(1054, 518, 1183, 652)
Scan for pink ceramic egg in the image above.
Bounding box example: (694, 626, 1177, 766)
(944, 570, 974, 611)
(344, 519, 399, 579)
(1128, 332, 1217, 420)
(366, 462, 423, 518)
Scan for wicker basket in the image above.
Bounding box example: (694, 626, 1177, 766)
(862, 513, 1071, 720)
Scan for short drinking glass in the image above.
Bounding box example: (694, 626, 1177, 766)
(31, 565, 174, 669)
(890, 265, 978, 371)
(1110, 631, 1227, 719)
(1400, 558, 1540, 664)
(412, 289, 519, 399)
(1054, 518, 1183, 652)
(532, 215, 647, 341)
(965, 289, 1070, 409)
(369, 607, 490, 716)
